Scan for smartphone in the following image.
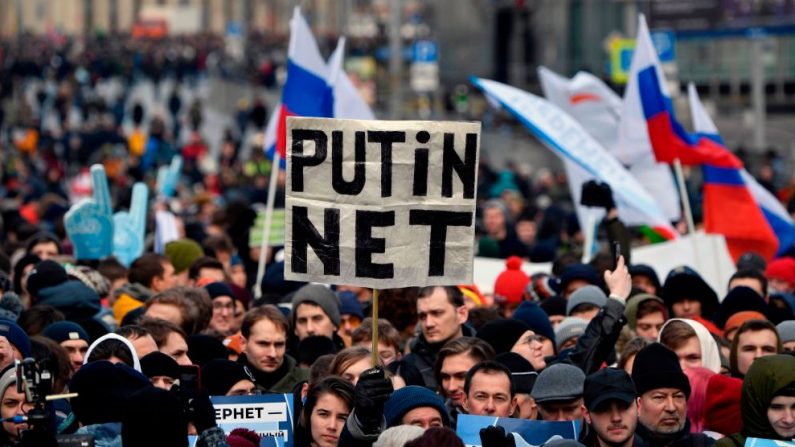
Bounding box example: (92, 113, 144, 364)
(178, 365, 201, 406)
(612, 241, 621, 269)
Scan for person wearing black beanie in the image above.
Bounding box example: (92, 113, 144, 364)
(68, 360, 151, 444)
(204, 282, 238, 336)
(539, 296, 567, 328)
(297, 335, 337, 368)
(631, 343, 713, 447)
(495, 352, 537, 420)
(628, 264, 662, 296)
(186, 334, 230, 368)
(140, 351, 180, 390)
(12, 254, 40, 303)
(476, 319, 530, 355)
(26, 260, 69, 299)
(202, 359, 257, 396)
(25, 232, 62, 260)
(716, 286, 768, 330)
(42, 320, 91, 374)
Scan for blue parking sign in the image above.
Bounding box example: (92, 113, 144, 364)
(651, 30, 676, 63)
(412, 40, 438, 63)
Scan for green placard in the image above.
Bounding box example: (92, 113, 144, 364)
(249, 209, 285, 247)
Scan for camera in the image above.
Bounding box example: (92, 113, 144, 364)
(14, 358, 94, 447)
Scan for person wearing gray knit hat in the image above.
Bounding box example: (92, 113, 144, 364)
(777, 320, 795, 352)
(554, 317, 589, 352)
(531, 363, 586, 422)
(291, 284, 341, 341)
(0, 365, 27, 443)
(566, 285, 607, 321)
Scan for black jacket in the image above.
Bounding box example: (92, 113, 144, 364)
(563, 297, 627, 375)
(403, 324, 477, 390)
(636, 420, 715, 447)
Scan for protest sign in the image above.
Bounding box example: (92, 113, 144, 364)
(457, 414, 580, 447)
(745, 438, 795, 447)
(112, 182, 148, 266)
(250, 209, 286, 248)
(210, 394, 294, 447)
(64, 164, 114, 260)
(285, 117, 480, 288)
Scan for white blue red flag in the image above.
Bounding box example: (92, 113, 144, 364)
(471, 76, 678, 241)
(631, 14, 778, 260)
(687, 83, 794, 257)
(538, 66, 679, 239)
(264, 10, 374, 168)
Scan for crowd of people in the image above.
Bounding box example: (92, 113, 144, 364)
(2, 32, 795, 447)
(2, 221, 795, 447)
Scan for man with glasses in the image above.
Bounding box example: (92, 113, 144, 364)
(204, 282, 239, 336)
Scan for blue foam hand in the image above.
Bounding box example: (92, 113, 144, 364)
(113, 182, 149, 266)
(64, 165, 114, 260)
(157, 155, 183, 198)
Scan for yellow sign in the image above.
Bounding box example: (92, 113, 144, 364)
(610, 38, 636, 84)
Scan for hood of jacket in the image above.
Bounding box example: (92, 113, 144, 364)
(36, 280, 101, 319)
(659, 318, 722, 374)
(113, 282, 152, 302)
(741, 354, 795, 439)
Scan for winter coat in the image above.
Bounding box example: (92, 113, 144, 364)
(111, 282, 152, 324)
(403, 324, 477, 390)
(716, 355, 795, 447)
(37, 280, 101, 321)
(242, 354, 309, 394)
(636, 419, 715, 447)
(563, 297, 627, 375)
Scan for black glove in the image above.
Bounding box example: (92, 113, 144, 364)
(186, 391, 217, 434)
(480, 426, 516, 447)
(354, 367, 393, 431)
(580, 180, 615, 210)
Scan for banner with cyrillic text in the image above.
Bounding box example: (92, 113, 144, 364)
(210, 394, 294, 447)
(285, 117, 480, 288)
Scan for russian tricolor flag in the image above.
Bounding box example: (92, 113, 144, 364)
(633, 16, 779, 261)
(266, 7, 333, 164)
(688, 84, 795, 257)
(264, 8, 374, 167)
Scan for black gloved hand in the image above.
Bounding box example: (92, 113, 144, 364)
(480, 426, 517, 447)
(354, 367, 393, 431)
(186, 391, 217, 434)
(580, 180, 616, 210)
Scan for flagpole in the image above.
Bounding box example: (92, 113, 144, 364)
(672, 157, 703, 271)
(672, 158, 696, 235)
(371, 289, 380, 366)
(254, 150, 282, 300)
(582, 208, 598, 263)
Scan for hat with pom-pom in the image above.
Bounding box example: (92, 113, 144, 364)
(494, 256, 529, 304)
(0, 293, 22, 322)
(227, 428, 262, 447)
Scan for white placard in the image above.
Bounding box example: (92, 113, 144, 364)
(285, 117, 481, 288)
